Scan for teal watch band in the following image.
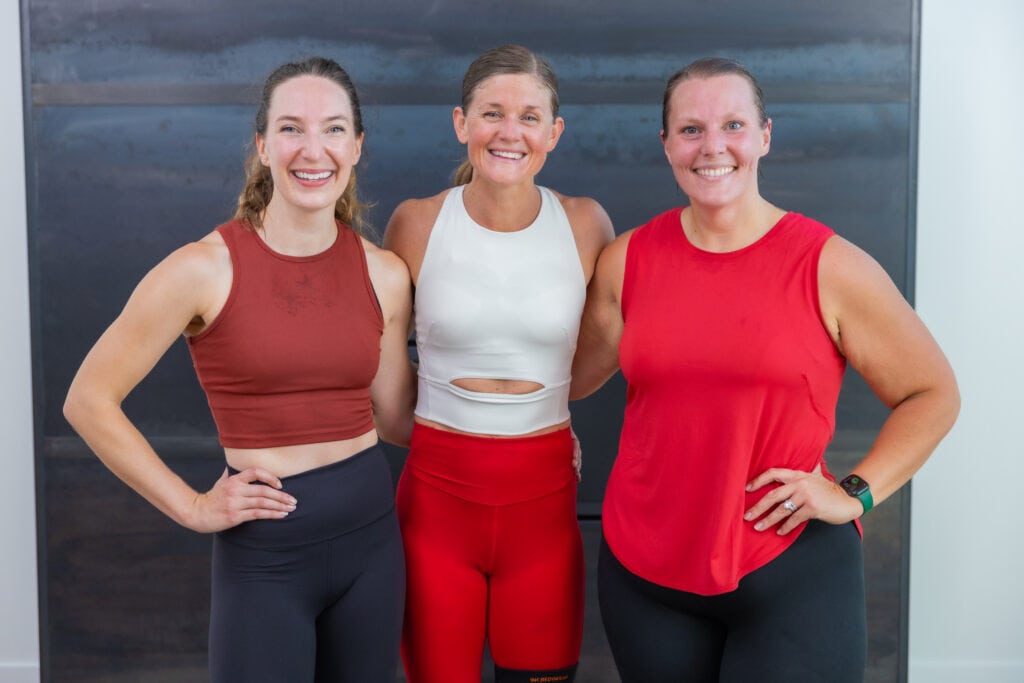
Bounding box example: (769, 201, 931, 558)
(839, 474, 874, 514)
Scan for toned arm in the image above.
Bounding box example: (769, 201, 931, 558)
(569, 230, 634, 400)
(63, 237, 296, 532)
(745, 235, 960, 532)
(818, 236, 960, 504)
(364, 239, 416, 447)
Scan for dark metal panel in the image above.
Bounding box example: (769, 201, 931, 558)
(28, 0, 918, 680)
(29, 0, 912, 88)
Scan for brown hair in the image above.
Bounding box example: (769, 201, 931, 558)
(453, 44, 560, 186)
(662, 57, 768, 135)
(234, 56, 369, 232)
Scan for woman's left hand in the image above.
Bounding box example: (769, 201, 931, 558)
(744, 464, 863, 534)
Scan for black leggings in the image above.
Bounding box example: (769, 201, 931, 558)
(599, 521, 866, 683)
(209, 445, 405, 683)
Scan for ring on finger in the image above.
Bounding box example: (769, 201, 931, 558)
(782, 499, 798, 513)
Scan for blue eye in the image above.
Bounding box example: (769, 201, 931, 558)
(327, 125, 345, 134)
(726, 121, 743, 131)
(682, 126, 699, 136)
(483, 111, 501, 119)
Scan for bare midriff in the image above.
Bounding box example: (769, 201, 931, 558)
(224, 428, 378, 479)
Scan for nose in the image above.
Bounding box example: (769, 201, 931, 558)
(300, 132, 325, 159)
(700, 129, 725, 155)
(497, 116, 521, 140)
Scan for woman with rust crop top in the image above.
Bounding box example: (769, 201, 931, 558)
(64, 57, 415, 682)
(571, 57, 960, 682)
(383, 45, 613, 682)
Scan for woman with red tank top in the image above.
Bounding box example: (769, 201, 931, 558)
(571, 57, 960, 682)
(64, 57, 415, 682)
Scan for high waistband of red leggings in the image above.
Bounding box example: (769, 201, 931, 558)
(405, 422, 575, 506)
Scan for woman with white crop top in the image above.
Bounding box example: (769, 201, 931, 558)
(383, 45, 614, 682)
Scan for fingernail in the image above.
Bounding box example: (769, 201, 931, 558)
(754, 523, 764, 531)
(743, 512, 753, 520)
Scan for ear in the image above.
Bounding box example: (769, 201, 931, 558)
(760, 118, 772, 158)
(546, 116, 566, 152)
(353, 132, 364, 165)
(255, 134, 269, 166)
(661, 130, 672, 164)
(453, 107, 469, 144)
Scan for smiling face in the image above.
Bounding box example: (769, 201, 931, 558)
(453, 72, 564, 187)
(661, 74, 771, 211)
(255, 74, 363, 217)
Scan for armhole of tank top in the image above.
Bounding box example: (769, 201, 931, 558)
(810, 225, 837, 340)
(416, 187, 458, 286)
(188, 221, 239, 344)
(541, 186, 588, 289)
(620, 225, 646, 319)
(348, 225, 385, 328)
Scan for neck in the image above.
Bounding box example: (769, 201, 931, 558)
(682, 197, 785, 253)
(259, 201, 339, 256)
(462, 179, 541, 233)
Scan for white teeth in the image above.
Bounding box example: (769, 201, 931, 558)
(294, 171, 332, 180)
(492, 150, 524, 160)
(696, 167, 734, 177)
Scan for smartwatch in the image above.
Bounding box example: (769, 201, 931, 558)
(839, 474, 874, 514)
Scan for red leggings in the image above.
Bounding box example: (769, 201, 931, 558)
(396, 423, 584, 682)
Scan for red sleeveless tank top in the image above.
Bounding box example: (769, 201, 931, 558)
(187, 219, 382, 448)
(604, 209, 846, 595)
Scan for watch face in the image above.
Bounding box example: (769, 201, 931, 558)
(841, 475, 869, 497)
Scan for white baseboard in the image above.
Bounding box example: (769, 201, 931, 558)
(910, 660, 1024, 683)
(0, 664, 40, 683)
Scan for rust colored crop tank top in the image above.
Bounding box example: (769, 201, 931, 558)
(187, 219, 383, 448)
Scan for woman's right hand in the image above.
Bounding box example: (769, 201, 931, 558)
(187, 467, 298, 533)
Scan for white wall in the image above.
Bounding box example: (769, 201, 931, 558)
(0, 3, 41, 683)
(910, 0, 1024, 681)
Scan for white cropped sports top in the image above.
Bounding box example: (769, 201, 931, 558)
(414, 185, 586, 435)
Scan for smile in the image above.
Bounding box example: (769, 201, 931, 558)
(293, 170, 334, 181)
(695, 167, 735, 178)
(490, 150, 524, 160)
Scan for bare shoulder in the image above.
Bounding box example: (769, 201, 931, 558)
(820, 234, 884, 276)
(597, 227, 637, 279)
(152, 229, 231, 290)
(819, 234, 898, 305)
(550, 190, 614, 281)
(551, 190, 615, 243)
(818, 233, 909, 348)
(382, 190, 450, 278)
(361, 236, 412, 299)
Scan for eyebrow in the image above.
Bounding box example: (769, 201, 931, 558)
(676, 112, 747, 124)
(478, 101, 544, 110)
(274, 114, 351, 124)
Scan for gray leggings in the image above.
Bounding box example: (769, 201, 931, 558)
(209, 445, 405, 683)
(599, 520, 866, 682)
